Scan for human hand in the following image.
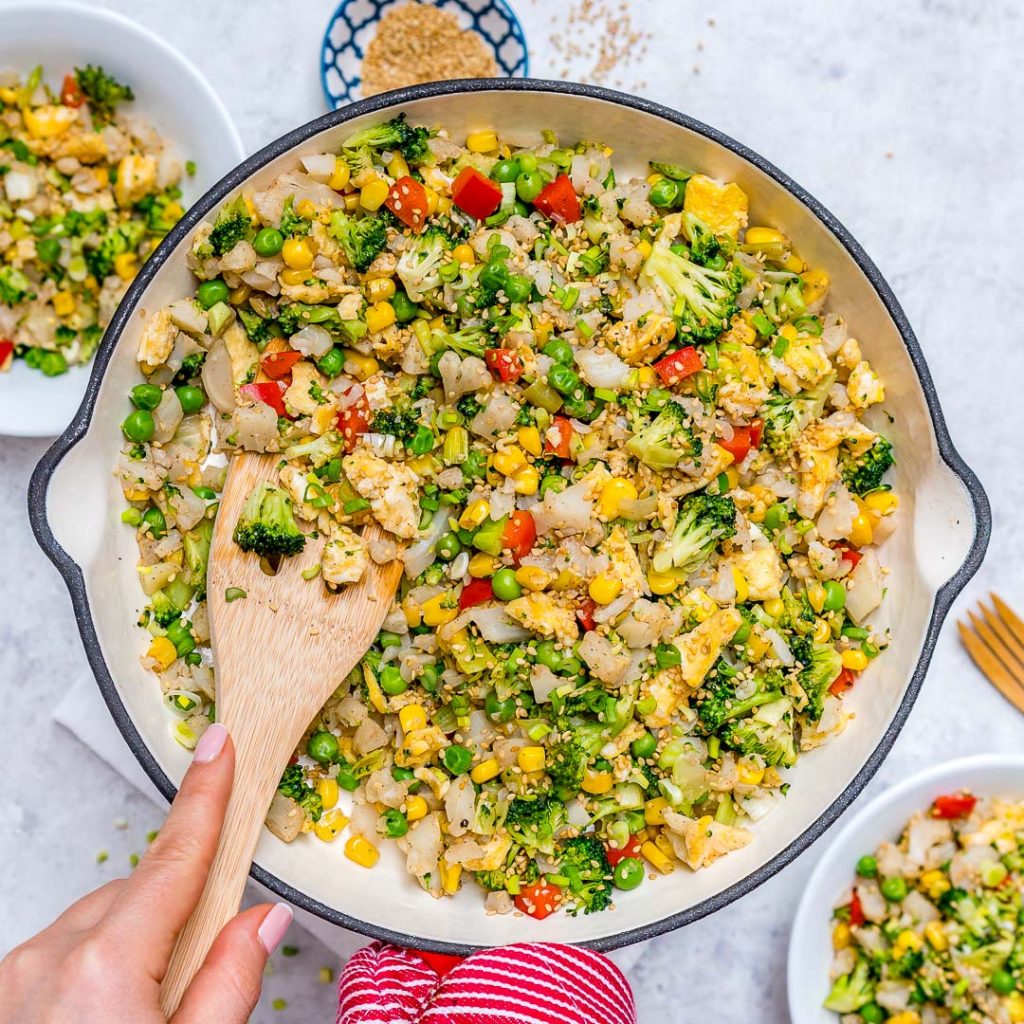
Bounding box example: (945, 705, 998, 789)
(0, 724, 293, 1023)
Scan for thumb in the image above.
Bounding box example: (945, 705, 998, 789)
(171, 902, 292, 1024)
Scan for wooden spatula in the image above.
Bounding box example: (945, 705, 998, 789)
(159, 452, 404, 1016)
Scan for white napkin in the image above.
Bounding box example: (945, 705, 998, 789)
(54, 677, 647, 972)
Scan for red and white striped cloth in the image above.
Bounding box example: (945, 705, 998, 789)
(337, 941, 637, 1024)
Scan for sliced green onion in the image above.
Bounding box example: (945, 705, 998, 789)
(224, 587, 247, 602)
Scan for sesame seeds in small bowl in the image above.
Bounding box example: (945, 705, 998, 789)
(321, 0, 529, 108)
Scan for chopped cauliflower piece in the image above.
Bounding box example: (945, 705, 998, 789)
(342, 449, 421, 539)
(322, 524, 367, 589)
(683, 174, 749, 238)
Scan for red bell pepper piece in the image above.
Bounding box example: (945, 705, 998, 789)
(484, 348, 524, 383)
(748, 417, 764, 448)
(451, 167, 503, 220)
(543, 415, 575, 459)
(836, 545, 862, 568)
(337, 388, 371, 452)
(385, 175, 429, 232)
(719, 426, 754, 465)
(849, 891, 865, 927)
(239, 381, 288, 419)
(829, 667, 857, 696)
(605, 835, 642, 868)
(458, 578, 494, 611)
(60, 73, 84, 107)
(0, 339, 14, 371)
(261, 350, 302, 381)
(932, 793, 977, 820)
(514, 880, 562, 920)
(503, 510, 536, 564)
(577, 598, 597, 633)
(533, 174, 581, 224)
(653, 345, 703, 385)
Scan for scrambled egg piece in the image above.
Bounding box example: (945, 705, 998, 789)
(847, 361, 885, 409)
(311, 395, 340, 435)
(22, 104, 77, 140)
(778, 337, 832, 392)
(285, 361, 329, 418)
(505, 592, 579, 647)
(795, 416, 878, 518)
(322, 524, 367, 589)
(221, 323, 259, 386)
(279, 275, 352, 305)
(342, 449, 421, 539)
(52, 131, 108, 163)
(598, 526, 647, 601)
(396, 725, 447, 768)
(723, 539, 784, 602)
(462, 835, 513, 872)
(137, 310, 177, 369)
(603, 312, 675, 366)
(662, 809, 752, 870)
(718, 344, 772, 419)
(683, 174, 749, 239)
(369, 324, 406, 363)
(115, 154, 158, 208)
(667, 443, 736, 498)
(279, 464, 320, 521)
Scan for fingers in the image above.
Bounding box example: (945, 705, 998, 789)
(106, 723, 234, 970)
(46, 879, 126, 936)
(171, 903, 292, 1024)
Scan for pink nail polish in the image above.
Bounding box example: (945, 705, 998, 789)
(258, 903, 293, 955)
(193, 722, 228, 764)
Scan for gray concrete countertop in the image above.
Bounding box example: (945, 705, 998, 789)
(1, 1, 1021, 1020)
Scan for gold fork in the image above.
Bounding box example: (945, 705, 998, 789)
(957, 594, 1024, 714)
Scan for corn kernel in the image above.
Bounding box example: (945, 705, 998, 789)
(647, 570, 680, 596)
(763, 597, 785, 619)
(636, 365, 657, 388)
(841, 649, 869, 672)
(344, 192, 360, 211)
(813, 618, 832, 644)
(644, 797, 668, 826)
(517, 746, 546, 773)
(399, 704, 428, 734)
(402, 598, 423, 628)
(781, 251, 806, 274)
(849, 512, 874, 548)
(599, 478, 639, 519)
(511, 465, 539, 496)
(887, 1014, 921, 1024)
(725, 466, 740, 489)
(344, 834, 379, 868)
(647, 173, 663, 185)
(282, 237, 314, 270)
(230, 284, 252, 306)
(800, 268, 830, 306)
(342, 350, 379, 380)
(864, 491, 899, 515)
(466, 130, 498, 153)
(589, 573, 623, 605)
(405, 795, 428, 821)
(280, 268, 310, 286)
(636, 239, 653, 260)
(807, 583, 827, 614)
(316, 777, 340, 811)
(581, 770, 613, 794)
(1007, 993, 1024, 1023)
(366, 277, 396, 303)
(920, 869, 950, 900)
(468, 553, 498, 578)
(328, 157, 351, 191)
(113, 252, 139, 281)
(892, 930, 924, 958)
(731, 568, 749, 603)
(515, 565, 552, 592)
(830, 921, 851, 950)
(451, 242, 475, 266)
(923, 920, 947, 951)
(746, 631, 771, 661)
(493, 446, 527, 476)
(52, 291, 75, 317)
(459, 500, 490, 529)
(147, 636, 177, 670)
(640, 840, 675, 874)
(423, 187, 439, 216)
(745, 226, 786, 246)
(314, 809, 349, 842)
(534, 320, 553, 343)
(294, 199, 317, 221)
(471, 758, 502, 784)
(737, 759, 765, 786)
(387, 153, 410, 180)
(420, 593, 459, 627)
(360, 177, 390, 211)
(365, 301, 396, 334)
(441, 860, 462, 895)
(518, 426, 542, 456)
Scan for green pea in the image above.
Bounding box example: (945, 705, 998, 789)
(518, 152, 539, 174)
(547, 363, 580, 397)
(336, 767, 359, 791)
(419, 662, 441, 694)
(381, 808, 409, 838)
(122, 409, 155, 443)
(442, 744, 472, 775)
(491, 158, 521, 183)
(991, 969, 1016, 996)
(540, 474, 566, 497)
(763, 503, 790, 532)
(379, 665, 407, 696)
(822, 580, 846, 612)
(141, 506, 166, 539)
(391, 290, 419, 323)
(504, 274, 533, 303)
(731, 620, 752, 646)
(391, 766, 416, 782)
(165, 619, 194, 657)
(175, 385, 205, 414)
(879, 876, 908, 902)
(513, 200, 530, 218)
(630, 732, 658, 759)
(654, 643, 681, 670)
(196, 279, 229, 309)
(535, 640, 564, 672)
(39, 351, 68, 376)
(307, 730, 339, 764)
(36, 237, 61, 263)
(253, 227, 284, 257)
(516, 170, 544, 203)
(24, 347, 44, 368)
(613, 856, 644, 891)
(856, 855, 878, 879)
(479, 261, 509, 293)
(492, 567, 522, 601)
(317, 347, 344, 377)
(131, 383, 163, 410)
(859, 1005, 885, 1024)
(435, 533, 462, 562)
(649, 178, 681, 208)
(542, 338, 575, 365)
(485, 689, 516, 723)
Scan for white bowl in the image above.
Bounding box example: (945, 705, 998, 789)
(0, 0, 245, 439)
(30, 80, 990, 952)
(788, 754, 1024, 1023)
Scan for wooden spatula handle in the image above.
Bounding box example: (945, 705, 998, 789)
(158, 717, 295, 1017)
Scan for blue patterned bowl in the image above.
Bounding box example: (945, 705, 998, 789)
(321, 0, 529, 108)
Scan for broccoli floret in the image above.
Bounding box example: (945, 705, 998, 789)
(0, 266, 34, 306)
(454, 394, 482, 421)
(183, 519, 213, 599)
(642, 215, 743, 342)
(760, 374, 835, 455)
(277, 303, 366, 344)
(651, 493, 736, 577)
(721, 697, 797, 767)
(283, 431, 345, 469)
(790, 635, 843, 722)
(237, 308, 272, 346)
(174, 351, 207, 383)
(822, 958, 875, 1014)
(504, 794, 566, 856)
(548, 740, 588, 795)
(277, 765, 323, 822)
(695, 662, 784, 734)
(84, 221, 145, 280)
(397, 227, 453, 303)
(232, 482, 306, 558)
(474, 844, 539, 893)
(73, 65, 134, 124)
(625, 399, 703, 471)
(370, 406, 421, 441)
(208, 196, 254, 258)
(341, 114, 433, 165)
(149, 590, 182, 628)
(680, 211, 726, 266)
(557, 835, 613, 916)
(328, 210, 388, 273)
(420, 323, 489, 360)
(278, 196, 311, 238)
(841, 436, 895, 497)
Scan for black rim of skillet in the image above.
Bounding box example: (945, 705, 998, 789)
(29, 78, 991, 954)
